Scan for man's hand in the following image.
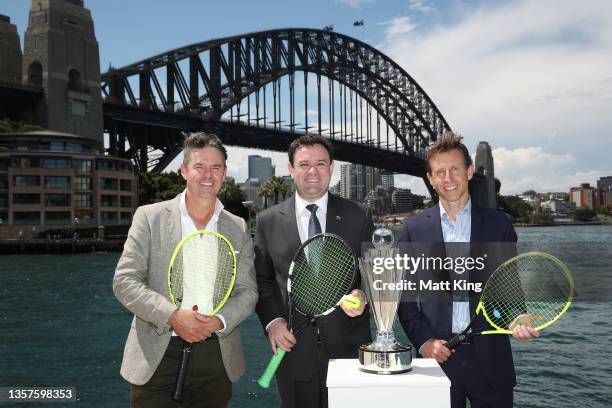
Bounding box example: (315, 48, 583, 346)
(195, 314, 224, 338)
(167, 309, 217, 343)
(266, 319, 296, 354)
(420, 339, 455, 364)
(339, 289, 366, 317)
(512, 324, 540, 341)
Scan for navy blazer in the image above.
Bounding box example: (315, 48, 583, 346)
(397, 202, 518, 391)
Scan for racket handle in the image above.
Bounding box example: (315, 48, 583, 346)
(341, 294, 362, 310)
(173, 343, 192, 402)
(258, 349, 287, 388)
(444, 334, 466, 350)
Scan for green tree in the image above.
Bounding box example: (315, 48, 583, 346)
(531, 209, 554, 225)
(218, 177, 247, 219)
(497, 194, 533, 223)
(269, 176, 291, 204)
(0, 119, 45, 133)
(573, 208, 596, 222)
(257, 182, 273, 209)
(595, 205, 611, 216)
(138, 171, 185, 205)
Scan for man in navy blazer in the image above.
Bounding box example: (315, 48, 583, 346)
(397, 132, 538, 408)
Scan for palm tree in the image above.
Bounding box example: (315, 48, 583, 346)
(219, 177, 247, 217)
(269, 176, 291, 204)
(257, 182, 274, 209)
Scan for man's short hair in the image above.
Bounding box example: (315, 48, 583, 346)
(183, 132, 228, 164)
(426, 131, 472, 173)
(287, 134, 334, 165)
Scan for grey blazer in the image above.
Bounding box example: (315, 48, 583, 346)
(113, 195, 258, 385)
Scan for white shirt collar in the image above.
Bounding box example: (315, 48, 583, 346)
(294, 191, 329, 216)
(439, 196, 472, 222)
(179, 190, 224, 234)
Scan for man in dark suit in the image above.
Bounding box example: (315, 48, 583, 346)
(398, 132, 538, 408)
(255, 135, 374, 408)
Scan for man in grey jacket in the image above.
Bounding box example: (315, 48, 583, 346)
(113, 132, 258, 408)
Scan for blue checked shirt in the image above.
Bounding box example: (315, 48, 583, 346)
(439, 198, 472, 334)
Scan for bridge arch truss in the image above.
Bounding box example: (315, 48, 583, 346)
(101, 28, 450, 181)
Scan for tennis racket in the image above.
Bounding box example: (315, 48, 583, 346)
(257, 233, 358, 388)
(444, 251, 574, 350)
(168, 230, 237, 402)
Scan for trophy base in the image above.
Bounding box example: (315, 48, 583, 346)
(358, 343, 413, 375)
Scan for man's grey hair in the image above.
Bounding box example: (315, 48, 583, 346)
(182, 132, 228, 164)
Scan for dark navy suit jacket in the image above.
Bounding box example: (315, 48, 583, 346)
(397, 202, 518, 391)
(254, 194, 374, 384)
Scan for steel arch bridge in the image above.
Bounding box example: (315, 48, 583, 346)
(101, 28, 450, 190)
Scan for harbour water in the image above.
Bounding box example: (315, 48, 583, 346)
(1, 225, 611, 407)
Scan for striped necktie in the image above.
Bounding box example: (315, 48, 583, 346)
(306, 204, 322, 238)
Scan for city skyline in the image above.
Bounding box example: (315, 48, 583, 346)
(2, 0, 610, 195)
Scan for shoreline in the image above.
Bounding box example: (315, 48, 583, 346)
(2, 222, 610, 254)
(513, 220, 611, 227)
(0, 238, 125, 255)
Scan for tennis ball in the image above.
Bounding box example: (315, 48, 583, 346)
(342, 294, 361, 309)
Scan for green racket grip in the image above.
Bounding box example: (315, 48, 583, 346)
(342, 294, 361, 309)
(258, 349, 287, 388)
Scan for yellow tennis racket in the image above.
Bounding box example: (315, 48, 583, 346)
(168, 230, 237, 402)
(445, 251, 574, 350)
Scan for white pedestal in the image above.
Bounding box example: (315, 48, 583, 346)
(327, 358, 450, 408)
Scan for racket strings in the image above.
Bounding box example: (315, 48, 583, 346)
(482, 254, 573, 331)
(169, 252, 185, 305)
(169, 232, 236, 314)
(290, 236, 355, 316)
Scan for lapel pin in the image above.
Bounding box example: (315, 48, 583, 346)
(336, 215, 342, 220)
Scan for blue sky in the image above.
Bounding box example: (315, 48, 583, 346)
(2, 0, 611, 195)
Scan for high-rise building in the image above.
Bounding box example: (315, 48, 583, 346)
(338, 163, 382, 202)
(391, 188, 423, 213)
(600, 177, 612, 207)
(365, 187, 391, 215)
(240, 178, 262, 207)
(339, 164, 351, 200)
(597, 176, 612, 192)
(570, 183, 605, 209)
(365, 166, 381, 197)
(351, 164, 366, 201)
(248, 155, 274, 183)
(381, 173, 394, 190)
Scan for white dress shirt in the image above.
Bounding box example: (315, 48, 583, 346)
(265, 192, 329, 332)
(174, 190, 227, 334)
(294, 191, 328, 243)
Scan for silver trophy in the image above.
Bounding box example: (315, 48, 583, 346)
(358, 228, 412, 374)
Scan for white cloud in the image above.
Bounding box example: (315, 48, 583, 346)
(408, 0, 432, 13)
(492, 147, 611, 194)
(395, 174, 429, 195)
(381, 0, 612, 192)
(335, 0, 374, 9)
(381, 16, 418, 39)
(394, 145, 612, 197)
